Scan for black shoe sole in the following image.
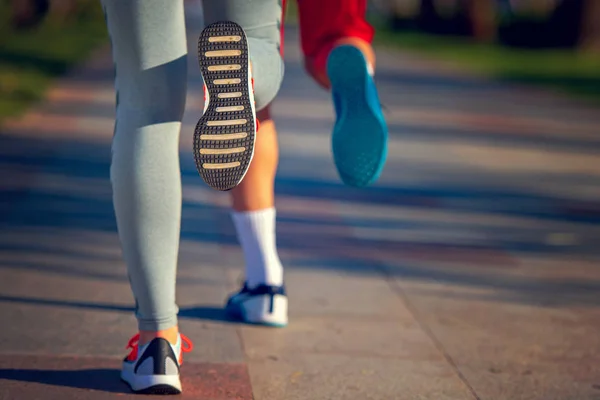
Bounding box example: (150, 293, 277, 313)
(123, 379, 182, 395)
(194, 21, 256, 191)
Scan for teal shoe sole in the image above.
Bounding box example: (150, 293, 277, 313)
(327, 45, 388, 187)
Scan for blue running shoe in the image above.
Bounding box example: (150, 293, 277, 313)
(327, 45, 388, 187)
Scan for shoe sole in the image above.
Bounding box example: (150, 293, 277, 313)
(327, 45, 388, 187)
(226, 307, 288, 328)
(121, 363, 182, 394)
(226, 294, 288, 327)
(123, 381, 181, 395)
(194, 21, 256, 191)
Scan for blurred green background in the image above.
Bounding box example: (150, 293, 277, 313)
(0, 0, 107, 123)
(1, 0, 599, 125)
(370, 0, 600, 102)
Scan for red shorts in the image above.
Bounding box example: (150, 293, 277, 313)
(281, 0, 374, 73)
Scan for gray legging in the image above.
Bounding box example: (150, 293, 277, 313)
(101, 0, 285, 331)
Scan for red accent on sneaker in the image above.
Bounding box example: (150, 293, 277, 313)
(178, 334, 193, 365)
(251, 78, 260, 131)
(126, 333, 140, 362)
(125, 333, 194, 364)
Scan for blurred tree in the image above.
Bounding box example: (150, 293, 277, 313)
(9, 0, 49, 29)
(417, 0, 444, 33)
(498, 0, 582, 48)
(390, 0, 421, 30)
(415, 0, 497, 40)
(370, 0, 422, 30)
(579, 0, 600, 52)
(376, 0, 600, 52)
(551, 0, 584, 48)
(47, 0, 81, 24)
(463, 0, 497, 41)
(7, 0, 102, 30)
(417, 0, 471, 35)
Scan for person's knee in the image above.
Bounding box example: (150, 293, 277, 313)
(116, 55, 188, 125)
(254, 60, 284, 111)
(248, 38, 284, 111)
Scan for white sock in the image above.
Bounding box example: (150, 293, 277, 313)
(231, 207, 283, 288)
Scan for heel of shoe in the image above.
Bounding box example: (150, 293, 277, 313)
(242, 294, 288, 327)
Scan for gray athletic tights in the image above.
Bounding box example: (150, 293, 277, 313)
(101, 0, 284, 331)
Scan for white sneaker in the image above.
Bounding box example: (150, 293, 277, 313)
(225, 283, 288, 327)
(194, 20, 258, 191)
(121, 333, 193, 394)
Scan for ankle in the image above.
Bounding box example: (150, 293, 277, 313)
(306, 37, 376, 89)
(332, 37, 375, 69)
(231, 207, 283, 287)
(139, 326, 179, 346)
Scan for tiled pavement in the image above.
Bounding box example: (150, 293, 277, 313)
(1, 5, 600, 400)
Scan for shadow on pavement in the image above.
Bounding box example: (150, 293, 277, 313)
(1, 103, 600, 314)
(0, 295, 133, 313)
(0, 368, 127, 393)
(0, 294, 241, 324)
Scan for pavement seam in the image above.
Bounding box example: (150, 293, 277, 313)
(217, 208, 256, 399)
(381, 269, 482, 400)
(334, 201, 482, 398)
(235, 327, 257, 400)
